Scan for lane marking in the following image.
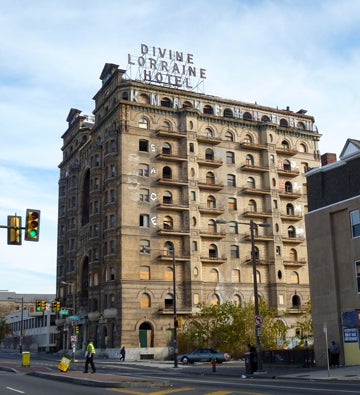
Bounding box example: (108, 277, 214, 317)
(6, 388, 25, 394)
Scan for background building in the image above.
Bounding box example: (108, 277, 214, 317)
(57, 63, 321, 359)
(306, 139, 360, 367)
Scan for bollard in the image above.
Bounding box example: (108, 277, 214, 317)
(211, 356, 216, 372)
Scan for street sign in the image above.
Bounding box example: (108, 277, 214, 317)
(255, 315, 264, 326)
(68, 315, 80, 321)
(60, 309, 69, 315)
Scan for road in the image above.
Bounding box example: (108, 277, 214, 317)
(1, 351, 360, 395)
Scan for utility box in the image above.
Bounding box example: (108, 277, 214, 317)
(22, 352, 30, 367)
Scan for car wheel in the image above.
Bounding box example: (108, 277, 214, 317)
(181, 356, 189, 364)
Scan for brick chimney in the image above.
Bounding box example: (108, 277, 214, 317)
(321, 153, 337, 166)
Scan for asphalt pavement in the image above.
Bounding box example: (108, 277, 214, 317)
(1, 355, 360, 388)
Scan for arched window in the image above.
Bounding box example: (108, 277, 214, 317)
(286, 203, 294, 215)
(163, 216, 173, 230)
(223, 108, 233, 118)
(164, 241, 174, 256)
(285, 181, 293, 192)
(164, 292, 174, 308)
(292, 294, 301, 308)
(224, 131, 234, 141)
(297, 122, 305, 130)
(183, 101, 193, 108)
(209, 244, 217, 258)
(280, 118, 288, 127)
(205, 128, 214, 138)
(229, 221, 238, 234)
(203, 105, 214, 114)
(244, 134, 253, 143)
(243, 112, 252, 121)
(231, 269, 240, 282)
(162, 142, 172, 155)
(205, 148, 214, 160)
(228, 197, 237, 210)
(299, 143, 307, 152)
(162, 166, 172, 179)
(289, 248, 297, 261)
(246, 154, 254, 165)
(210, 269, 219, 282)
(140, 293, 151, 308)
(206, 172, 215, 185)
(163, 120, 172, 131)
(283, 159, 291, 171)
(138, 117, 149, 129)
(247, 177, 256, 189)
(163, 191, 172, 204)
(248, 199, 257, 212)
(290, 271, 299, 284)
(165, 267, 174, 281)
(208, 219, 217, 234)
(288, 226, 296, 238)
(161, 97, 172, 107)
(207, 195, 216, 208)
(281, 140, 290, 149)
(261, 115, 270, 122)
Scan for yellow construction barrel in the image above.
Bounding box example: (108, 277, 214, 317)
(22, 352, 30, 367)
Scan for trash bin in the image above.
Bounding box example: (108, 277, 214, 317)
(244, 352, 253, 374)
(22, 351, 30, 367)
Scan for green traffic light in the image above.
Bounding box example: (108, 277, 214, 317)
(29, 229, 38, 238)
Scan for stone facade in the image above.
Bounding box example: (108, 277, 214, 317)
(57, 63, 321, 356)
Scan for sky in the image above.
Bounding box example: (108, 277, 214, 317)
(1, 0, 360, 294)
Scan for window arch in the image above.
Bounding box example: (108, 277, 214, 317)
(228, 197, 237, 210)
(162, 166, 172, 179)
(183, 100, 193, 108)
(229, 221, 238, 234)
(163, 216, 173, 230)
(283, 159, 291, 171)
(261, 115, 270, 122)
(210, 268, 219, 282)
(299, 143, 307, 152)
(205, 148, 214, 160)
(163, 120, 172, 131)
(206, 171, 215, 184)
(164, 292, 174, 307)
(205, 128, 214, 138)
(286, 203, 294, 215)
(138, 117, 149, 129)
(209, 243, 218, 258)
(246, 154, 254, 165)
(163, 191, 172, 204)
(280, 118, 288, 127)
(289, 248, 297, 261)
(285, 181, 293, 192)
(161, 97, 172, 107)
(292, 294, 301, 308)
(208, 219, 217, 234)
(162, 142, 172, 155)
(290, 271, 299, 284)
(224, 131, 234, 141)
(244, 134, 253, 143)
(164, 241, 174, 256)
(288, 226, 296, 238)
(297, 122, 305, 130)
(248, 199, 257, 212)
(140, 293, 151, 308)
(281, 140, 290, 149)
(247, 177, 256, 189)
(243, 112, 252, 121)
(203, 105, 214, 114)
(207, 195, 216, 208)
(223, 108, 233, 118)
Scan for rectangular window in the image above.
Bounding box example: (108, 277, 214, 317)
(226, 151, 235, 164)
(140, 214, 150, 227)
(350, 210, 360, 238)
(356, 261, 360, 293)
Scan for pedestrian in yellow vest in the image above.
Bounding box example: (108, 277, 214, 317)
(84, 339, 96, 373)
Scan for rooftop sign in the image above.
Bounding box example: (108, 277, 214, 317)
(127, 44, 206, 91)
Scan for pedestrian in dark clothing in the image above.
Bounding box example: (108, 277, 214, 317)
(84, 339, 96, 373)
(329, 340, 340, 367)
(119, 346, 126, 361)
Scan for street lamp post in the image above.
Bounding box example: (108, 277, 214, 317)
(8, 297, 24, 353)
(171, 245, 178, 368)
(217, 219, 270, 371)
(61, 281, 76, 361)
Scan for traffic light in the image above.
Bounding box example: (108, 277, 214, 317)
(56, 301, 61, 312)
(25, 209, 40, 242)
(35, 300, 42, 312)
(52, 302, 57, 312)
(75, 326, 79, 334)
(7, 215, 22, 245)
(40, 300, 46, 311)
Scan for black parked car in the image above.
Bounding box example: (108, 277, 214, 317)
(177, 348, 231, 364)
